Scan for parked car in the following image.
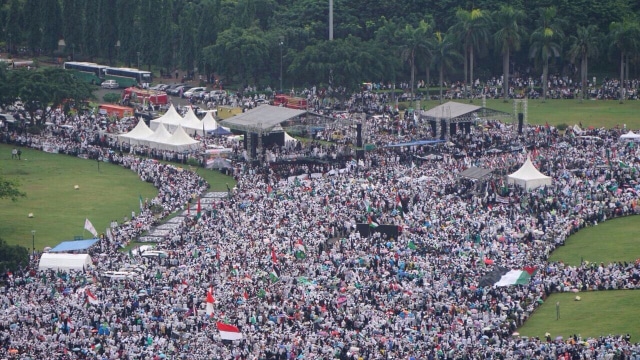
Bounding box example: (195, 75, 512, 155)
(149, 83, 168, 91)
(101, 80, 119, 89)
(205, 90, 227, 101)
(167, 85, 192, 96)
(183, 87, 207, 98)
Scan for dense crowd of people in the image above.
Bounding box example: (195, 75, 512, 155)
(0, 101, 640, 359)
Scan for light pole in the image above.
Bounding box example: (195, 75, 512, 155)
(115, 40, 121, 60)
(31, 230, 36, 255)
(279, 37, 284, 94)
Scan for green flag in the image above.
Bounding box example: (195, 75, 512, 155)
(269, 271, 279, 283)
(408, 241, 417, 250)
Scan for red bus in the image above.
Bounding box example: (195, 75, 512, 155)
(273, 95, 308, 110)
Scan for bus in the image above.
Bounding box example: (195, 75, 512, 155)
(104, 67, 152, 87)
(63, 61, 108, 84)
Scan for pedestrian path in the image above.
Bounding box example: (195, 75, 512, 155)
(137, 191, 227, 242)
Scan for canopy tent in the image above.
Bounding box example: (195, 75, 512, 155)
(149, 104, 184, 132)
(385, 139, 446, 148)
(419, 101, 510, 123)
(39, 253, 93, 272)
(143, 123, 172, 148)
(201, 111, 221, 132)
(620, 131, 640, 141)
(284, 132, 298, 144)
(507, 157, 552, 190)
(49, 239, 99, 253)
(118, 119, 154, 146)
(160, 125, 200, 151)
(181, 107, 207, 136)
(221, 105, 307, 134)
(208, 127, 232, 136)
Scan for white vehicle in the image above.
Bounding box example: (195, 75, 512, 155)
(101, 79, 119, 89)
(183, 87, 206, 98)
(102, 271, 136, 280)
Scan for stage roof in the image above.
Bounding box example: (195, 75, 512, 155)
(221, 105, 307, 133)
(49, 239, 99, 253)
(419, 101, 510, 123)
(384, 139, 446, 147)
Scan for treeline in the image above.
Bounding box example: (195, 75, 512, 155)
(0, 0, 639, 99)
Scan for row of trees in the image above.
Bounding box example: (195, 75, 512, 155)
(1, 0, 639, 101)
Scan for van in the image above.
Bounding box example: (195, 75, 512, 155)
(101, 79, 119, 89)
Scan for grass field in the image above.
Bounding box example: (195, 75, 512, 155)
(0, 144, 158, 248)
(548, 216, 640, 266)
(519, 291, 640, 341)
(412, 99, 640, 129)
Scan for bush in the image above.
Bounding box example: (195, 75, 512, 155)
(556, 123, 569, 131)
(103, 93, 121, 104)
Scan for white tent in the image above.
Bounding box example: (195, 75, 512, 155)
(149, 104, 184, 132)
(201, 111, 220, 132)
(284, 132, 298, 144)
(144, 123, 172, 149)
(118, 118, 154, 145)
(39, 253, 93, 272)
(507, 157, 552, 190)
(620, 131, 640, 141)
(162, 125, 200, 151)
(181, 107, 206, 136)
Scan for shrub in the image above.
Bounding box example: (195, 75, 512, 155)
(556, 123, 568, 131)
(103, 93, 121, 104)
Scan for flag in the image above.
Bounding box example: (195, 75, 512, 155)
(139, 195, 144, 212)
(294, 240, 306, 259)
(85, 288, 100, 305)
(407, 241, 417, 250)
(84, 218, 98, 238)
(217, 322, 243, 340)
(197, 198, 202, 219)
(494, 269, 535, 287)
(269, 271, 279, 283)
(206, 286, 215, 316)
(271, 247, 278, 264)
(367, 215, 378, 228)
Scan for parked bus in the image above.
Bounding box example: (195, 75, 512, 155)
(104, 67, 152, 87)
(63, 61, 108, 84)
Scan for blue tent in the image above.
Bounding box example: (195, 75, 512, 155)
(49, 239, 99, 252)
(208, 127, 232, 136)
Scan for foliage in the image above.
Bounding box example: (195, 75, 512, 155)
(103, 93, 121, 104)
(0, 238, 29, 273)
(0, 176, 26, 202)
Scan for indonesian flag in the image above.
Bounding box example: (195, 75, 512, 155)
(206, 286, 215, 317)
(217, 322, 243, 340)
(84, 218, 99, 238)
(85, 288, 100, 305)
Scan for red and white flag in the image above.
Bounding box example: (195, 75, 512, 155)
(271, 246, 278, 264)
(217, 322, 243, 340)
(206, 286, 215, 317)
(85, 288, 100, 305)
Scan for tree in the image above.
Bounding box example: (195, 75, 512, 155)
(567, 25, 600, 103)
(450, 8, 491, 102)
(608, 20, 640, 103)
(0, 177, 25, 202)
(493, 5, 525, 102)
(529, 7, 565, 102)
(431, 31, 462, 104)
(396, 20, 432, 102)
(0, 238, 29, 273)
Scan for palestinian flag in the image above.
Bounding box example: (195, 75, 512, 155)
(294, 240, 306, 259)
(494, 267, 537, 287)
(367, 215, 378, 228)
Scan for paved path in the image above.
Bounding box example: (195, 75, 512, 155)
(137, 191, 227, 243)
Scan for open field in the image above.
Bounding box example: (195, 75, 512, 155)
(0, 144, 157, 248)
(548, 216, 640, 266)
(519, 291, 640, 341)
(412, 99, 640, 129)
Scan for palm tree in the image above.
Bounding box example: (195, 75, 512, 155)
(609, 20, 640, 103)
(450, 8, 491, 102)
(493, 5, 525, 102)
(529, 7, 564, 102)
(396, 20, 433, 102)
(432, 31, 462, 104)
(567, 25, 600, 103)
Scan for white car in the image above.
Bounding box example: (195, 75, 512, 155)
(101, 80, 119, 89)
(183, 87, 206, 98)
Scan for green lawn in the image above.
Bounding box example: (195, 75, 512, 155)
(548, 216, 640, 266)
(412, 99, 640, 129)
(519, 291, 640, 341)
(0, 144, 159, 248)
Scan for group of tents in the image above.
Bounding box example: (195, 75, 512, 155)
(118, 105, 232, 152)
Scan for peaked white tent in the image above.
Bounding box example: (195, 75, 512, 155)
(162, 125, 200, 151)
(201, 111, 221, 132)
(144, 123, 172, 148)
(118, 119, 154, 145)
(620, 131, 640, 141)
(507, 157, 552, 190)
(181, 107, 206, 136)
(39, 253, 93, 272)
(149, 104, 184, 132)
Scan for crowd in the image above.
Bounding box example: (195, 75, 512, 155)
(0, 102, 640, 359)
